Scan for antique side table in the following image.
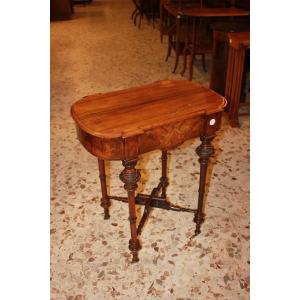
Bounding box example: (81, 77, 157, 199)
(71, 80, 226, 263)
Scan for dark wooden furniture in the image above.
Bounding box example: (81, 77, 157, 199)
(225, 32, 250, 127)
(160, 0, 201, 42)
(163, 2, 204, 74)
(181, 11, 213, 76)
(71, 80, 226, 263)
(50, 0, 73, 21)
(159, 0, 170, 42)
(209, 22, 249, 95)
(179, 7, 249, 80)
(132, 0, 160, 28)
(210, 28, 249, 127)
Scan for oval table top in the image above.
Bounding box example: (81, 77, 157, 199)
(71, 80, 226, 139)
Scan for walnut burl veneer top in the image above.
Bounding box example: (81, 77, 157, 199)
(71, 80, 226, 139)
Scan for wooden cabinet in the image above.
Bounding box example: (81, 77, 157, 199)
(210, 24, 249, 127)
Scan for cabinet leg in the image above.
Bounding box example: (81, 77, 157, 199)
(98, 159, 110, 219)
(120, 159, 141, 263)
(194, 136, 215, 235)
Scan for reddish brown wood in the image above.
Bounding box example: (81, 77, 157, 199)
(119, 159, 141, 263)
(71, 80, 226, 160)
(194, 134, 214, 235)
(71, 80, 226, 262)
(109, 194, 196, 212)
(225, 32, 250, 127)
(210, 26, 241, 95)
(210, 29, 231, 96)
(98, 159, 110, 219)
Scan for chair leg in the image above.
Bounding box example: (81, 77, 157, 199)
(131, 0, 137, 20)
(98, 158, 110, 219)
(138, 12, 143, 29)
(165, 36, 172, 61)
(120, 159, 141, 263)
(181, 50, 188, 76)
(172, 17, 181, 73)
(172, 52, 180, 74)
(131, 9, 137, 21)
(202, 54, 207, 72)
(133, 12, 139, 26)
(188, 17, 196, 81)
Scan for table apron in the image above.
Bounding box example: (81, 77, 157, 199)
(75, 112, 222, 160)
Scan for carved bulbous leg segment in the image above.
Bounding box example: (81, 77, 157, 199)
(194, 135, 215, 236)
(98, 159, 110, 220)
(120, 159, 141, 263)
(160, 150, 169, 198)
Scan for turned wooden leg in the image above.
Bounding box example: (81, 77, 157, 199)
(160, 150, 169, 198)
(194, 136, 215, 235)
(98, 158, 110, 220)
(119, 159, 141, 263)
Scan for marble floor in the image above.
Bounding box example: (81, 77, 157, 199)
(50, 1, 250, 299)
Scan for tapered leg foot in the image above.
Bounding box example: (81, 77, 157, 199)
(194, 136, 214, 235)
(120, 159, 141, 263)
(129, 237, 141, 263)
(98, 159, 110, 220)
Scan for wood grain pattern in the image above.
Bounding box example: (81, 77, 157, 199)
(209, 24, 249, 96)
(225, 32, 250, 127)
(71, 80, 224, 138)
(71, 80, 226, 160)
(71, 80, 226, 262)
